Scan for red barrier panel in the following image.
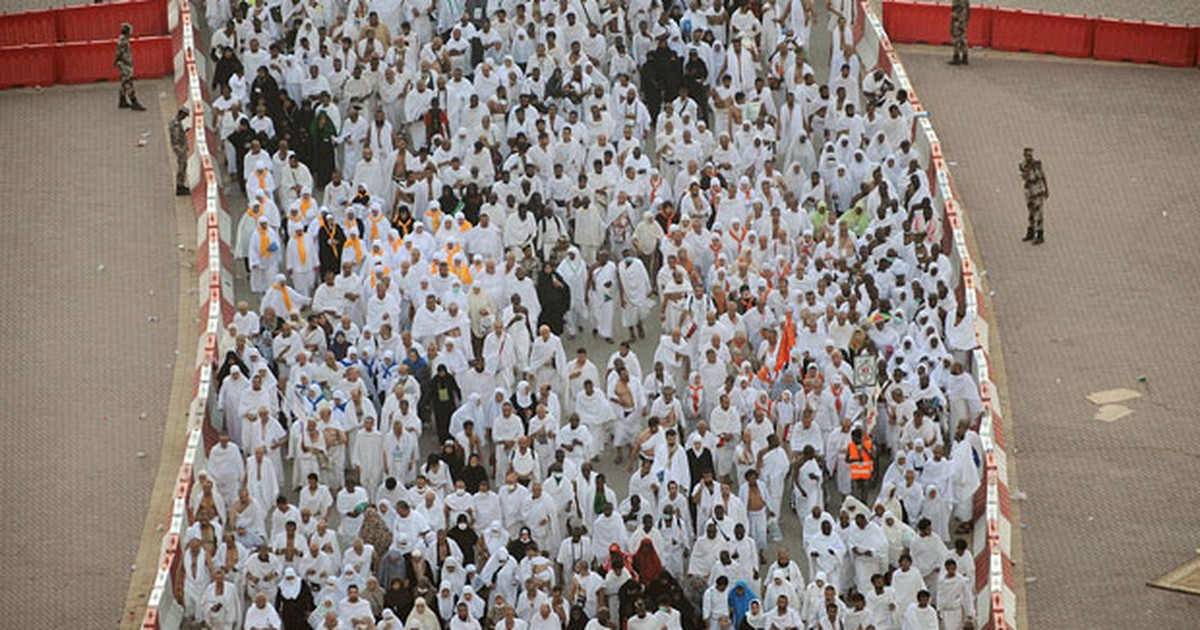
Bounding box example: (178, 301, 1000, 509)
(54, 36, 172, 84)
(57, 0, 168, 44)
(1093, 18, 1197, 67)
(0, 44, 57, 88)
(968, 6, 994, 48)
(0, 9, 57, 47)
(883, 1, 951, 45)
(991, 9, 1095, 58)
(882, 2, 994, 48)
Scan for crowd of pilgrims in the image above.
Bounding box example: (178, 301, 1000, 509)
(185, 0, 988, 628)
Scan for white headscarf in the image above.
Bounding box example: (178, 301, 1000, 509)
(279, 567, 302, 599)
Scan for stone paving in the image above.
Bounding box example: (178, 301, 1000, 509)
(0, 80, 180, 626)
(898, 45, 1200, 629)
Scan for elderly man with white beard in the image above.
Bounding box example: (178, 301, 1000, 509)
(528, 325, 567, 392)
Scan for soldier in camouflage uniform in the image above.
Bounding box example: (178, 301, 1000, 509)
(114, 23, 146, 111)
(170, 108, 190, 196)
(1020, 147, 1049, 244)
(949, 0, 970, 65)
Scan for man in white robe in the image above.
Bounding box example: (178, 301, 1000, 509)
(351, 416, 388, 501)
(482, 320, 518, 391)
(336, 477, 371, 545)
(846, 513, 889, 596)
(243, 591, 282, 630)
(261, 274, 311, 316)
(247, 216, 282, 294)
(901, 590, 939, 630)
(616, 253, 654, 342)
(199, 569, 240, 630)
(587, 252, 618, 342)
(245, 446, 280, 513)
(207, 433, 244, 507)
(935, 559, 975, 630)
(574, 380, 615, 459)
(278, 155, 314, 211)
(528, 326, 567, 392)
(556, 247, 589, 337)
(285, 222, 318, 297)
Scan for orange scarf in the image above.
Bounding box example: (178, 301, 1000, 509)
(369, 215, 383, 241)
(295, 233, 307, 265)
(370, 265, 391, 289)
(275, 283, 292, 312)
(256, 172, 268, 191)
(347, 237, 363, 263)
(247, 205, 263, 220)
(258, 226, 271, 258)
(299, 197, 313, 218)
(426, 209, 442, 232)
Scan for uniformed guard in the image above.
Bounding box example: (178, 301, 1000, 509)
(1019, 147, 1049, 244)
(171, 108, 190, 196)
(114, 23, 146, 111)
(949, 0, 970, 66)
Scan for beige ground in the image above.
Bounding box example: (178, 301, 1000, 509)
(0, 79, 180, 626)
(897, 45, 1200, 629)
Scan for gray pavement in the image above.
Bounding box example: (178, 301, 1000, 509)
(897, 45, 1200, 629)
(984, 0, 1200, 24)
(0, 80, 180, 626)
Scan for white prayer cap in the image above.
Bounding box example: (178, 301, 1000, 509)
(256, 159, 270, 170)
(230, 366, 241, 374)
(429, 201, 440, 209)
(383, 350, 394, 360)
(284, 567, 298, 579)
(275, 273, 287, 283)
(301, 186, 312, 195)
(824, 338, 835, 347)
(257, 215, 269, 224)
(317, 402, 332, 413)
(816, 571, 828, 582)
(333, 389, 346, 399)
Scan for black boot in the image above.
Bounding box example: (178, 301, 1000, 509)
(961, 51, 969, 65)
(119, 92, 130, 109)
(948, 53, 961, 66)
(130, 97, 147, 111)
(176, 185, 191, 196)
(1022, 227, 1035, 241)
(1033, 230, 1044, 245)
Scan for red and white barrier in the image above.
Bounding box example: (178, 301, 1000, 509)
(861, 1, 1016, 627)
(140, 0, 232, 627)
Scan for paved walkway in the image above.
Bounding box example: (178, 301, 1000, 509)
(897, 45, 1200, 629)
(0, 80, 179, 627)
